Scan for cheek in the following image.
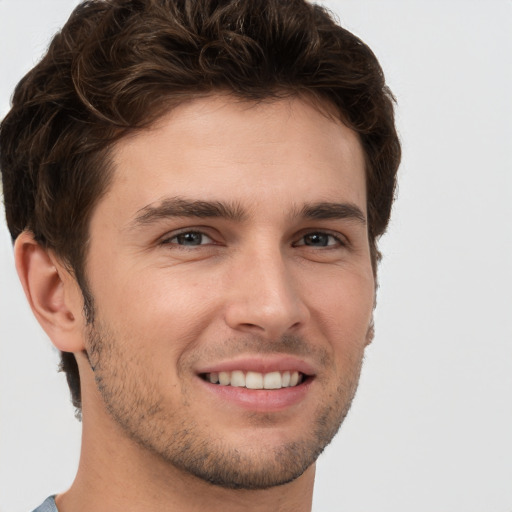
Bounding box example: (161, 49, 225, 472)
(305, 267, 375, 349)
(91, 265, 221, 354)
(86, 272, 214, 398)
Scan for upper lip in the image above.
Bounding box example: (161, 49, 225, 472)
(195, 355, 317, 376)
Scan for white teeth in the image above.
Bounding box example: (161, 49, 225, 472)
(219, 371, 230, 386)
(231, 370, 245, 387)
(205, 370, 305, 389)
(263, 371, 282, 389)
(245, 371, 264, 389)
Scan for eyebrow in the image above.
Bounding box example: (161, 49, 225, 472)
(129, 197, 247, 229)
(298, 202, 367, 225)
(128, 196, 366, 231)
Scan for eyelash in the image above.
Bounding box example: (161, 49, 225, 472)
(161, 230, 214, 247)
(293, 232, 345, 248)
(160, 229, 346, 249)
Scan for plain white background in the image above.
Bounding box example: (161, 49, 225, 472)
(1, 1, 511, 511)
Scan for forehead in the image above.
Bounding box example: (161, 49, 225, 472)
(97, 94, 366, 225)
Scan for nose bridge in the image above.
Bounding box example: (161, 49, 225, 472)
(224, 240, 308, 337)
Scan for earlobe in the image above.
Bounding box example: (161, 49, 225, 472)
(14, 231, 86, 353)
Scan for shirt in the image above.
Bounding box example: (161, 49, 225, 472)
(32, 496, 58, 512)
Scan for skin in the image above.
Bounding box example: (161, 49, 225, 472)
(16, 95, 375, 512)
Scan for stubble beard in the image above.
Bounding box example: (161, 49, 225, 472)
(86, 322, 364, 490)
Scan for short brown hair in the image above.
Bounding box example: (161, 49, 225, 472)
(0, 0, 401, 412)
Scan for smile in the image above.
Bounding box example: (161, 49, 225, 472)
(202, 370, 305, 389)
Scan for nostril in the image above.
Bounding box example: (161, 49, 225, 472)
(240, 322, 265, 331)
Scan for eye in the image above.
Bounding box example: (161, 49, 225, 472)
(295, 232, 343, 248)
(164, 231, 214, 246)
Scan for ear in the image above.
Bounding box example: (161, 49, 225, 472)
(365, 317, 375, 347)
(14, 231, 86, 353)
(365, 291, 377, 347)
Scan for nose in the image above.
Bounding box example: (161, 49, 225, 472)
(223, 246, 310, 338)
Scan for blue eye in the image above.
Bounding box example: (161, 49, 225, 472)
(168, 232, 213, 246)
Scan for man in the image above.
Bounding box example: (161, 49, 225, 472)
(0, 0, 400, 510)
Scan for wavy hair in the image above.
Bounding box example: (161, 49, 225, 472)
(0, 0, 401, 412)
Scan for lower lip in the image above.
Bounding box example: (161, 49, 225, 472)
(197, 377, 313, 412)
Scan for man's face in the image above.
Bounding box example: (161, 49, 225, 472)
(82, 95, 375, 489)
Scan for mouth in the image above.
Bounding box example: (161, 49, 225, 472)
(195, 357, 316, 411)
(199, 370, 309, 390)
